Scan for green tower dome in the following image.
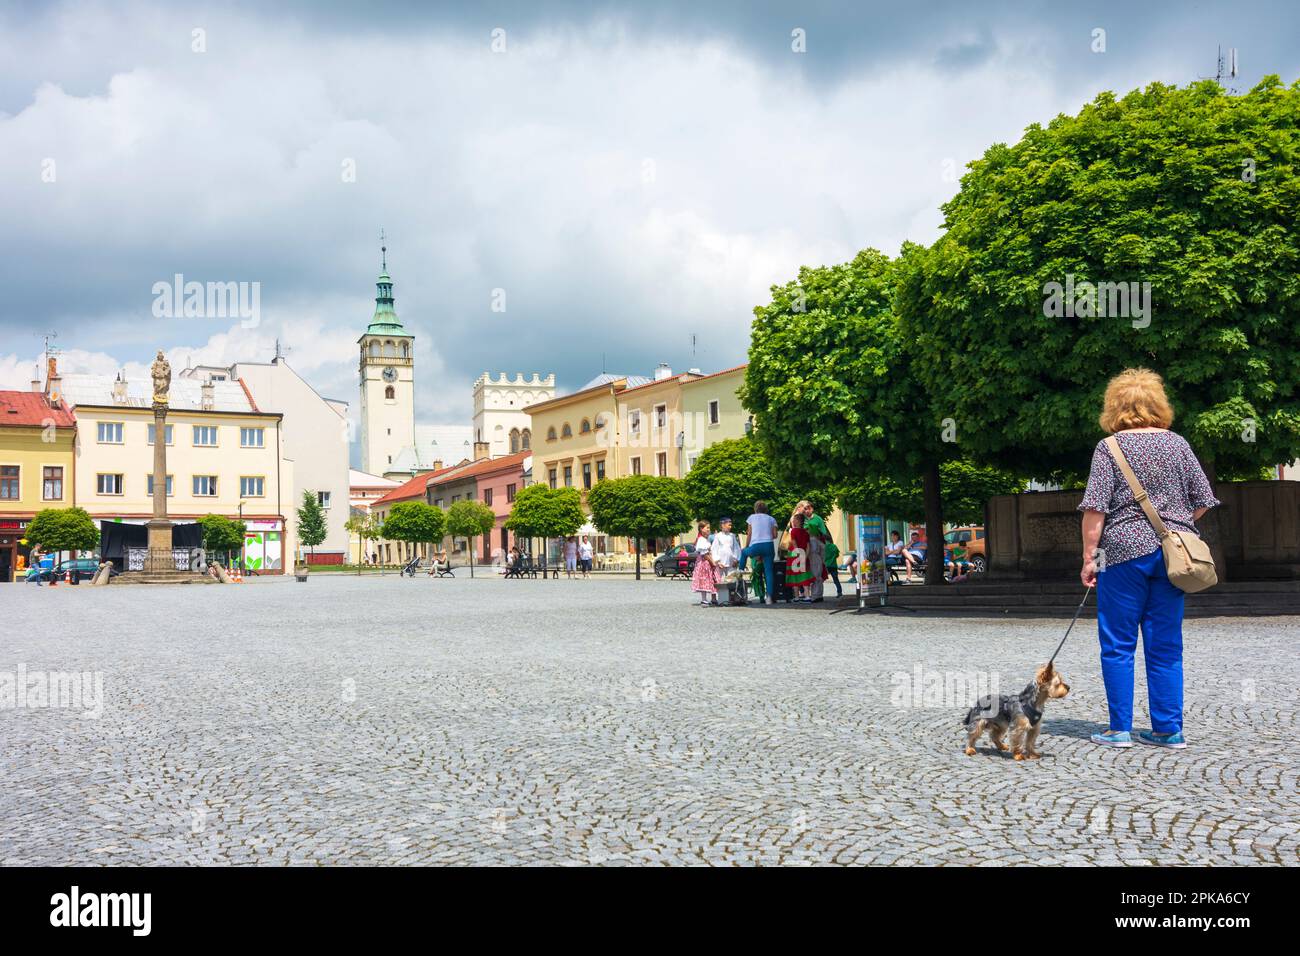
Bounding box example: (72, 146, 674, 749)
(365, 236, 408, 335)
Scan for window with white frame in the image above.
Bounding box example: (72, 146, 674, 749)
(654, 403, 667, 429)
(656, 452, 667, 476)
(97, 422, 123, 444)
(241, 476, 265, 497)
(42, 465, 63, 500)
(146, 474, 174, 496)
(317, 491, 331, 509)
(630, 456, 642, 475)
(147, 423, 174, 445)
(97, 473, 123, 495)
(193, 475, 218, 497)
(708, 400, 720, 425)
(240, 427, 265, 448)
(193, 425, 218, 447)
(629, 409, 641, 435)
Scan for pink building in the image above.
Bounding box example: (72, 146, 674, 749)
(425, 450, 529, 563)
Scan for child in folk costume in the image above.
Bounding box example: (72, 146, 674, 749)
(690, 520, 719, 606)
(710, 517, 743, 603)
(783, 513, 815, 603)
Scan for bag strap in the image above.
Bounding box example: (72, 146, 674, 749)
(1105, 435, 1171, 539)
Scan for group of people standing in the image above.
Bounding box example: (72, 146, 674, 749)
(690, 500, 842, 606)
(562, 536, 594, 578)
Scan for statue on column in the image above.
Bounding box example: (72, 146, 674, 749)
(150, 350, 171, 406)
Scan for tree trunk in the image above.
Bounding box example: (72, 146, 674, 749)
(635, 537, 642, 580)
(469, 538, 475, 578)
(923, 461, 946, 586)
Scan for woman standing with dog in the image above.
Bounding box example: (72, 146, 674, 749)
(1079, 369, 1219, 751)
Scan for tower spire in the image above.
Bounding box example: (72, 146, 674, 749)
(380, 228, 387, 273)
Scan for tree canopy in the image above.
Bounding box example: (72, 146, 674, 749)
(744, 247, 957, 581)
(504, 484, 584, 540)
(198, 513, 247, 554)
(382, 501, 446, 547)
(587, 475, 692, 543)
(25, 507, 99, 552)
(897, 77, 1300, 479)
(683, 436, 834, 527)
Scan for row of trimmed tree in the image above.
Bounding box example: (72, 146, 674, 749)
(743, 77, 1300, 582)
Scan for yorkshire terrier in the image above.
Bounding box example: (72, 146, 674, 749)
(962, 663, 1070, 760)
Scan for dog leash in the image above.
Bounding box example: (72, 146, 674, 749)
(1047, 586, 1094, 667)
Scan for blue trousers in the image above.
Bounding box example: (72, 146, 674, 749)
(1096, 548, 1185, 734)
(740, 540, 775, 599)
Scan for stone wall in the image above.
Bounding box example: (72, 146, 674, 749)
(986, 480, 1300, 581)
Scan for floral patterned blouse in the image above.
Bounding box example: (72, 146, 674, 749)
(1077, 430, 1220, 566)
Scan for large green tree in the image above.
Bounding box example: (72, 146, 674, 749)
(25, 507, 98, 553)
(382, 502, 447, 561)
(897, 77, 1300, 482)
(745, 247, 956, 582)
(586, 475, 692, 580)
(504, 485, 584, 577)
(445, 499, 497, 577)
(683, 436, 833, 528)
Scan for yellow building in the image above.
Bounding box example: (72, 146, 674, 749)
(613, 367, 705, 480)
(62, 371, 289, 571)
(679, 365, 750, 472)
(0, 384, 77, 582)
(526, 373, 646, 502)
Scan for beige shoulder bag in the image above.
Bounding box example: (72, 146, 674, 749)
(1104, 436, 1217, 593)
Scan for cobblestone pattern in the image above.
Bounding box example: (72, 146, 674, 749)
(2, 576, 1296, 865)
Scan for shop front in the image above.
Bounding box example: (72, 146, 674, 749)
(0, 517, 31, 583)
(242, 519, 284, 573)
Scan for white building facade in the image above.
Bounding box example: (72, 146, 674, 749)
(472, 372, 554, 457)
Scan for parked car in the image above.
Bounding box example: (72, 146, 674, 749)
(653, 544, 696, 577)
(28, 558, 118, 583)
(943, 526, 987, 572)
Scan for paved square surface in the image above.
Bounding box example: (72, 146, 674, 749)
(2, 575, 1297, 865)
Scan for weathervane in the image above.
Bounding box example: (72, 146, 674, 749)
(380, 228, 387, 272)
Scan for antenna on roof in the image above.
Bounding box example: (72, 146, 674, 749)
(273, 338, 291, 363)
(1213, 45, 1240, 91)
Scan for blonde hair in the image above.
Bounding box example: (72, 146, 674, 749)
(1099, 368, 1174, 433)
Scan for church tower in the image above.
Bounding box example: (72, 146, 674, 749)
(358, 236, 415, 476)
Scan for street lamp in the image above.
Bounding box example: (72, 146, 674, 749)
(237, 500, 245, 572)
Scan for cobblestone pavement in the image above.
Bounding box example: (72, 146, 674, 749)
(2, 575, 1297, 866)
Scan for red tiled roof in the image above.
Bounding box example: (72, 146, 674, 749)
(372, 470, 440, 506)
(426, 450, 529, 488)
(0, 391, 75, 428)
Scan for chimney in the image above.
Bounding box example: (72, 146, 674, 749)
(112, 373, 128, 405)
(45, 357, 62, 407)
(200, 380, 215, 411)
(473, 441, 490, 461)
(654, 363, 672, 381)
(431, 459, 443, 472)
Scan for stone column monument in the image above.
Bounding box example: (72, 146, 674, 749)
(145, 350, 172, 563)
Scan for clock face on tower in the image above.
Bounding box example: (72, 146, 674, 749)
(382, 366, 397, 383)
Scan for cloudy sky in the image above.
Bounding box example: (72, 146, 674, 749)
(3, 0, 1297, 456)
